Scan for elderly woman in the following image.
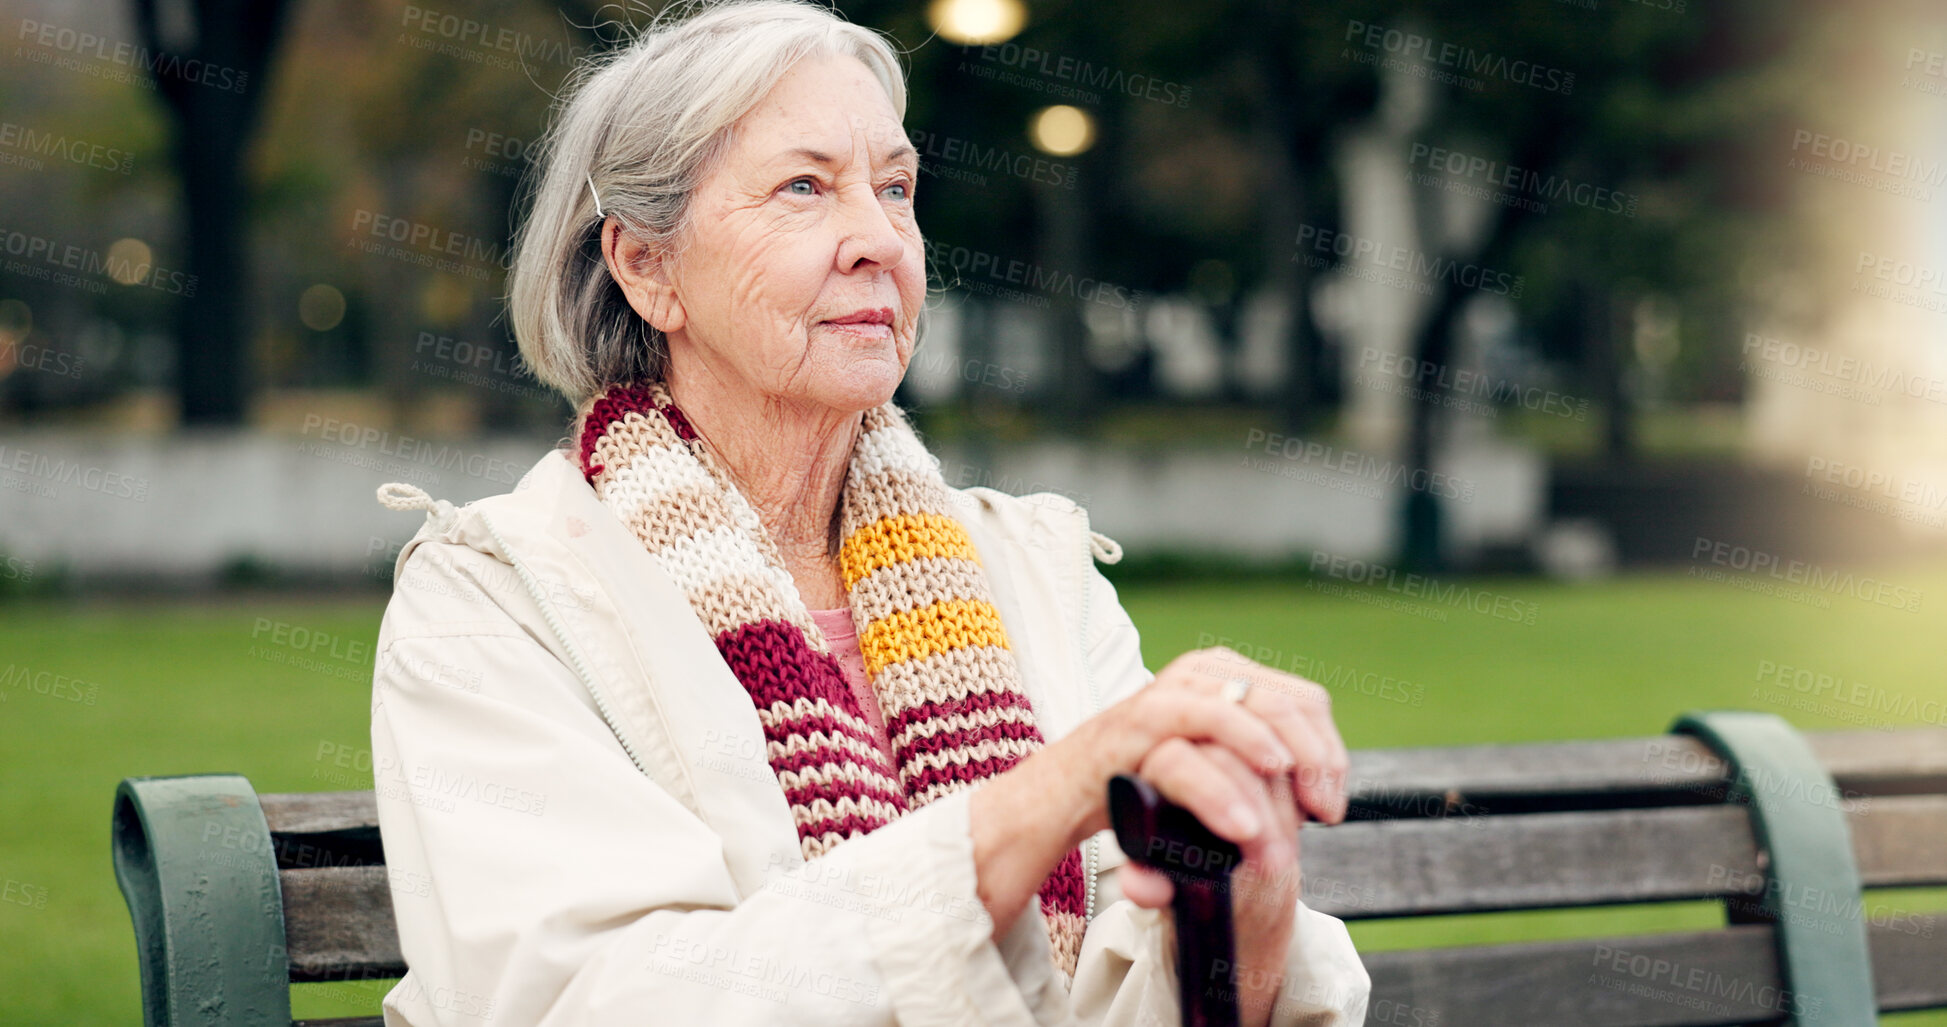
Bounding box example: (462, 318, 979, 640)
(370, 2, 1368, 1024)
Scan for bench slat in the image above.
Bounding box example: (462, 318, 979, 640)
(1304, 794, 1947, 919)
(1870, 911, 1947, 1011)
(282, 866, 408, 982)
(1344, 727, 1947, 813)
(1300, 805, 1762, 919)
(1852, 794, 1947, 887)
(1363, 914, 1945, 1025)
(264, 792, 381, 835)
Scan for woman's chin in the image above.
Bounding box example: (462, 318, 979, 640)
(801, 356, 907, 413)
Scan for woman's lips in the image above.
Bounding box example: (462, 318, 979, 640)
(820, 307, 895, 338)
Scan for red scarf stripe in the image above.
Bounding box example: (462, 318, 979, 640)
(882, 690, 1038, 738)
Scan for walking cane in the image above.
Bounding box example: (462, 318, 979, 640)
(1108, 774, 1243, 1027)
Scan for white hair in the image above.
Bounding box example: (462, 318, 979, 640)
(508, 0, 908, 403)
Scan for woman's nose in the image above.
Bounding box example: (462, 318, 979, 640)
(834, 185, 905, 273)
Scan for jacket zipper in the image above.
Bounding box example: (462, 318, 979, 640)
(1076, 505, 1103, 924)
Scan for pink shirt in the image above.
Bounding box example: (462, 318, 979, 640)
(808, 607, 895, 763)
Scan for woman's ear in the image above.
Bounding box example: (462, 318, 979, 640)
(601, 220, 687, 334)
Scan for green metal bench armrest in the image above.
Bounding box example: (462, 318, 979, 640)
(113, 774, 294, 1027)
(1673, 711, 1876, 1027)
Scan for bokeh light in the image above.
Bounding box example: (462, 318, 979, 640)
(926, 0, 1026, 46)
(1030, 105, 1095, 156)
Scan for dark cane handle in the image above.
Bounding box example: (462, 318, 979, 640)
(1107, 773, 1242, 1027)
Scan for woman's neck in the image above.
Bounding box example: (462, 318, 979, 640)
(663, 366, 862, 605)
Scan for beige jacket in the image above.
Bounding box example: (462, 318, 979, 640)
(370, 448, 1370, 1026)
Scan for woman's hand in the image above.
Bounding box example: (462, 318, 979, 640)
(968, 645, 1349, 978)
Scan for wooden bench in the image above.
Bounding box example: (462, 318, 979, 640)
(113, 713, 1947, 1026)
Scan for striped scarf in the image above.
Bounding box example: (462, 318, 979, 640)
(575, 380, 1086, 978)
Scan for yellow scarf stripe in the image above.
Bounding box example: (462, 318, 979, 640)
(860, 598, 1010, 677)
(838, 513, 979, 589)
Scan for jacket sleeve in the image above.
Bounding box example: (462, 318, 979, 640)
(370, 544, 1049, 1027)
(1064, 567, 1372, 1027)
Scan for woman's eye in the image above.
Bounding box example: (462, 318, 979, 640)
(786, 178, 816, 196)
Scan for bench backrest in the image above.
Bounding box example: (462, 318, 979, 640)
(116, 722, 1947, 1026)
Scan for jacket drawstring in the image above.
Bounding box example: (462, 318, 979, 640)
(377, 482, 460, 534)
(1088, 529, 1123, 565)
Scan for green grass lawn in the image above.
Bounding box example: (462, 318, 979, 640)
(3, 563, 1943, 1024)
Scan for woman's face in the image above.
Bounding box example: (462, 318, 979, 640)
(656, 54, 924, 415)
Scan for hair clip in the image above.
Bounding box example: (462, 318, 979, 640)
(586, 173, 604, 219)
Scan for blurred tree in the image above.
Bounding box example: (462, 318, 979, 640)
(1379, 0, 1804, 570)
(132, 0, 297, 425)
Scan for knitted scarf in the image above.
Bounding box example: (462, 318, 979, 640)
(576, 380, 1086, 978)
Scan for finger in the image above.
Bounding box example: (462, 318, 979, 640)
(1231, 771, 1302, 912)
(1135, 738, 1276, 860)
(1119, 861, 1173, 909)
(1257, 697, 1345, 825)
(1124, 687, 1298, 779)
(1191, 743, 1292, 870)
(1186, 656, 1351, 824)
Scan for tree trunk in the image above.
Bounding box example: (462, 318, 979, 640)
(132, 0, 295, 426)
(173, 103, 249, 424)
